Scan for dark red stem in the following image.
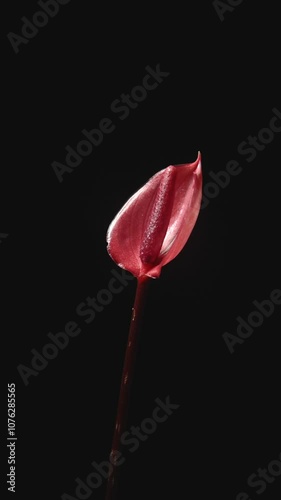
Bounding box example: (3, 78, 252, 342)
(105, 275, 150, 500)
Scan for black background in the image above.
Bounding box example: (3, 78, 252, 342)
(2, 1, 281, 499)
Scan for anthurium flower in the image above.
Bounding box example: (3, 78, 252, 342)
(106, 152, 202, 279)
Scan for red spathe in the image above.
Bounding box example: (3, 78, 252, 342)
(107, 153, 202, 278)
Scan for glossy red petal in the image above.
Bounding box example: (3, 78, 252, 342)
(107, 168, 166, 277)
(155, 154, 202, 270)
